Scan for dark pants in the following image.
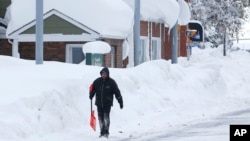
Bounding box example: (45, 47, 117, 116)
(97, 105, 111, 135)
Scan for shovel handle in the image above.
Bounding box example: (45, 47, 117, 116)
(91, 99, 93, 112)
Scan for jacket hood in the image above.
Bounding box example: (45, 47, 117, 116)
(100, 67, 110, 77)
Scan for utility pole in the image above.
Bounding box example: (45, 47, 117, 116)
(171, 0, 178, 64)
(36, 0, 44, 64)
(134, 0, 140, 66)
(171, 22, 178, 64)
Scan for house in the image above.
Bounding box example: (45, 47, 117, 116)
(0, 0, 191, 68)
(123, 0, 191, 67)
(1, 0, 133, 68)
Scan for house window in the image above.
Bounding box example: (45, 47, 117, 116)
(66, 44, 85, 64)
(139, 36, 149, 64)
(151, 38, 161, 60)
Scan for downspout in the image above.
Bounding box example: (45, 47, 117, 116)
(160, 22, 162, 59)
(134, 0, 140, 66)
(147, 21, 150, 60)
(150, 21, 152, 60)
(7, 39, 12, 45)
(8, 38, 19, 58)
(171, 0, 179, 64)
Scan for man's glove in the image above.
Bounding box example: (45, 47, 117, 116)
(89, 95, 93, 100)
(117, 96, 123, 109)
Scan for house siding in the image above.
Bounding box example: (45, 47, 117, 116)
(179, 25, 187, 57)
(163, 27, 172, 60)
(19, 42, 66, 62)
(163, 25, 188, 60)
(19, 41, 88, 62)
(140, 21, 148, 36)
(0, 39, 12, 56)
(22, 15, 87, 35)
(139, 21, 188, 61)
(152, 22, 161, 37)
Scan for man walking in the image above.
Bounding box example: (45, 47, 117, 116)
(89, 67, 123, 138)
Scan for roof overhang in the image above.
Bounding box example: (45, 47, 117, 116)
(7, 9, 100, 41)
(14, 34, 97, 42)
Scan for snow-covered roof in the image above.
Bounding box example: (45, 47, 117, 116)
(0, 18, 7, 27)
(0, 27, 6, 38)
(6, 0, 134, 39)
(123, 0, 190, 28)
(0, 18, 7, 38)
(7, 9, 100, 41)
(178, 0, 191, 25)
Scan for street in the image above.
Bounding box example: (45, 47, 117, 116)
(120, 108, 250, 141)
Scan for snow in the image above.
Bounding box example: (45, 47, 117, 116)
(123, 0, 181, 28)
(1, 43, 250, 140)
(82, 41, 111, 54)
(6, 0, 189, 38)
(178, 0, 191, 25)
(6, 0, 134, 38)
(0, 26, 6, 32)
(1, 1, 250, 141)
(0, 18, 7, 35)
(232, 7, 250, 50)
(0, 18, 7, 26)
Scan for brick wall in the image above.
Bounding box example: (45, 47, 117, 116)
(163, 27, 172, 60)
(140, 21, 166, 61)
(179, 25, 187, 57)
(152, 22, 161, 37)
(19, 42, 66, 62)
(44, 42, 65, 62)
(2, 39, 125, 67)
(19, 42, 35, 59)
(101, 39, 124, 68)
(0, 39, 12, 56)
(140, 21, 148, 36)
(163, 25, 188, 60)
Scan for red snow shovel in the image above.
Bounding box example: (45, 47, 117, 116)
(90, 99, 96, 131)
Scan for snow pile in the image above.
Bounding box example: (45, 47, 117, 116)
(178, 0, 191, 25)
(82, 41, 111, 54)
(233, 7, 250, 50)
(123, 0, 181, 28)
(1, 46, 250, 140)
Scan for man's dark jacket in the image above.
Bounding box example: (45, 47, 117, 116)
(89, 68, 123, 107)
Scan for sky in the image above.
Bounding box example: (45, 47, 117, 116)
(1, 40, 250, 141)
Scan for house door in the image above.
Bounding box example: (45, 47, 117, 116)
(66, 44, 85, 64)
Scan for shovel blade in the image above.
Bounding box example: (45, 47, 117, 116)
(90, 110, 96, 131)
